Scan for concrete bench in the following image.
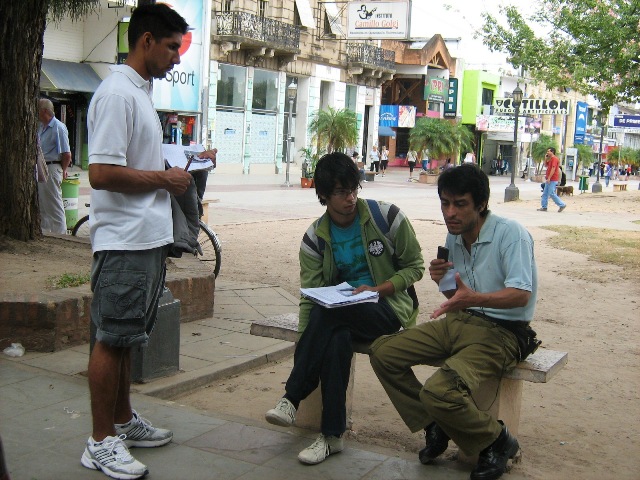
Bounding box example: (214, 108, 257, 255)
(251, 313, 568, 462)
(613, 183, 627, 192)
(200, 198, 220, 225)
(364, 171, 376, 182)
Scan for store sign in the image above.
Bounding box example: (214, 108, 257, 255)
(346, 1, 409, 39)
(151, 0, 204, 112)
(444, 78, 458, 118)
(574, 101, 588, 144)
(424, 76, 446, 103)
(379, 105, 416, 127)
(379, 105, 399, 126)
(494, 98, 569, 115)
(476, 115, 526, 133)
(613, 114, 640, 128)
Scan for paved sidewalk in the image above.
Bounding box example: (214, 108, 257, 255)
(0, 278, 527, 480)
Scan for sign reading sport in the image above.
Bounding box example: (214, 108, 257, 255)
(346, 1, 409, 39)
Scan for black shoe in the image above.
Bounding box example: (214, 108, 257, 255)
(470, 422, 520, 480)
(418, 422, 450, 464)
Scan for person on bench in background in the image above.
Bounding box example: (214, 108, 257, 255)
(370, 164, 539, 480)
(265, 152, 424, 465)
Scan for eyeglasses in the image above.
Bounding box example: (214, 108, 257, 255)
(332, 186, 361, 198)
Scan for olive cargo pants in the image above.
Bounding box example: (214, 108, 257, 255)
(370, 311, 520, 455)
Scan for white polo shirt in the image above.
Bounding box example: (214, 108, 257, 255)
(88, 65, 172, 252)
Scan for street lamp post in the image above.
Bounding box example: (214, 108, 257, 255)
(282, 81, 298, 188)
(592, 111, 606, 193)
(505, 84, 523, 202)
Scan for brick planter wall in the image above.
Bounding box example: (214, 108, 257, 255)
(0, 255, 215, 353)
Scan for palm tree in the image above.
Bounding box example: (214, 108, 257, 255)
(532, 134, 559, 174)
(409, 118, 473, 167)
(308, 107, 358, 154)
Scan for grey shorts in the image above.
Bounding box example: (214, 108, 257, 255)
(90, 246, 169, 348)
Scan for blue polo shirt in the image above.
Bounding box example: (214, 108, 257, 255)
(38, 117, 70, 163)
(445, 211, 537, 321)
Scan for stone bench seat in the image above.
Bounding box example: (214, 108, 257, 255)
(251, 313, 568, 463)
(612, 183, 627, 192)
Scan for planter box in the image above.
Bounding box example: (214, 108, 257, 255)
(301, 178, 313, 188)
(418, 173, 439, 184)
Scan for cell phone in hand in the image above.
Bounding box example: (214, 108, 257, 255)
(437, 246, 449, 261)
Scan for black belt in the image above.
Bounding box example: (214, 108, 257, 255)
(463, 309, 529, 330)
(46, 161, 61, 165)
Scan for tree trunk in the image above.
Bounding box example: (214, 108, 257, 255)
(0, 1, 49, 240)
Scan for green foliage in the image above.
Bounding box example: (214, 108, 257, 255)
(299, 146, 325, 178)
(308, 107, 358, 154)
(607, 146, 640, 167)
(481, 1, 640, 111)
(46, 272, 91, 289)
(49, 1, 100, 23)
(409, 118, 473, 160)
(573, 143, 595, 171)
(531, 134, 558, 173)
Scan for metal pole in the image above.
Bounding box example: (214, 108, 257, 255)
(282, 98, 293, 187)
(592, 121, 604, 193)
(504, 103, 520, 202)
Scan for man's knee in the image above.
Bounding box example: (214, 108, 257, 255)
(420, 366, 469, 413)
(369, 332, 405, 372)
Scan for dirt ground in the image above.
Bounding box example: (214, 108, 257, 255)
(1, 191, 639, 479)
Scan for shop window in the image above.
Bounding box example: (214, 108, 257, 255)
(345, 85, 357, 112)
(258, 0, 268, 18)
(482, 88, 494, 108)
(217, 64, 246, 108)
(252, 69, 278, 111)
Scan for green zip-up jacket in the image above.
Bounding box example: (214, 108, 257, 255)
(298, 198, 424, 332)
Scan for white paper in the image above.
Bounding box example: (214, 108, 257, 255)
(439, 269, 457, 292)
(162, 144, 213, 171)
(300, 282, 379, 308)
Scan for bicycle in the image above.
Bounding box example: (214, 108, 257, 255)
(72, 203, 222, 278)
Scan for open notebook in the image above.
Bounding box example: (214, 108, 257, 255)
(300, 282, 379, 308)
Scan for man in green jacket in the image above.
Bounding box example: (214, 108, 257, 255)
(265, 152, 424, 465)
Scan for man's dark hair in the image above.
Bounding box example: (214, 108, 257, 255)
(128, 3, 189, 48)
(437, 164, 490, 217)
(548, 147, 556, 154)
(314, 152, 360, 206)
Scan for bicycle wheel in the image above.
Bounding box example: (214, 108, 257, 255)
(71, 215, 90, 237)
(198, 220, 222, 278)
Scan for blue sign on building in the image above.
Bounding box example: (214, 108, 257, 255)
(379, 105, 399, 127)
(613, 115, 640, 128)
(573, 101, 588, 144)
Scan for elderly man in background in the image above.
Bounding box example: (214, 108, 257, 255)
(37, 98, 72, 234)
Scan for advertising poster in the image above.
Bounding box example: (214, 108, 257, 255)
(151, 0, 204, 112)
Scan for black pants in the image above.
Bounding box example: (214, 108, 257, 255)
(370, 161, 380, 173)
(285, 300, 400, 436)
(191, 169, 209, 217)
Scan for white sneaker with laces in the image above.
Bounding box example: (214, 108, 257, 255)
(81, 435, 148, 479)
(298, 434, 344, 465)
(115, 410, 173, 448)
(265, 397, 296, 427)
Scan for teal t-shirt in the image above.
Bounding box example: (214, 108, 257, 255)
(330, 214, 374, 287)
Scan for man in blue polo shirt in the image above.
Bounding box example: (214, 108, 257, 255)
(38, 98, 72, 234)
(371, 164, 538, 480)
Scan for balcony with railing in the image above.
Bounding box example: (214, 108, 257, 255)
(214, 11, 301, 61)
(346, 43, 396, 74)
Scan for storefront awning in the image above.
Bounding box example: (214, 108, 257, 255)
(378, 126, 396, 138)
(40, 59, 102, 93)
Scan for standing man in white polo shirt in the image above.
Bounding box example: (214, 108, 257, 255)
(81, 5, 193, 479)
(37, 98, 71, 234)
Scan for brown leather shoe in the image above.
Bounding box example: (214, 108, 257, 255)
(419, 422, 450, 464)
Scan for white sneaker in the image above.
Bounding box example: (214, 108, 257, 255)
(265, 397, 296, 427)
(81, 435, 148, 479)
(298, 434, 344, 465)
(115, 410, 173, 448)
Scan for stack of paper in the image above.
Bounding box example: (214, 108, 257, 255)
(300, 282, 379, 308)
